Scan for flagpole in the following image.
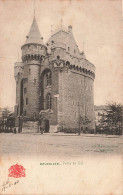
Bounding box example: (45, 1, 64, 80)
(78, 102, 81, 135)
(84, 76, 85, 132)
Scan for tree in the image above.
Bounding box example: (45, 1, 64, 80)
(99, 103, 123, 134)
(79, 115, 91, 133)
(0, 107, 15, 131)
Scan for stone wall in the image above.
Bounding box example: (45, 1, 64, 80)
(84, 76, 95, 129)
(58, 68, 95, 131)
(23, 64, 41, 119)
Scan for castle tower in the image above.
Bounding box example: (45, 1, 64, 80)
(14, 62, 24, 117)
(21, 17, 47, 119)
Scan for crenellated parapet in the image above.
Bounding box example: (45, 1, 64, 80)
(51, 56, 95, 80)
(66, 63, 95, 80)
(48, 38, 95, 80)
(21, 43, 47, 64)
(21, 54, 44, 64)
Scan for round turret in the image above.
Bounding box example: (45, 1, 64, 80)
(21, 17, 47, 65)
(21, 17, 47, 119)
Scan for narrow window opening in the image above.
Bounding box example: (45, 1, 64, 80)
(57, 55, 60, 60)
(34, 79, 36, 84)
(24, 88, 27, 93)
(46, 93, 52, 109)
(26, 98, 28, 105)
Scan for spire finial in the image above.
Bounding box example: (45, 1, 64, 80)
(61, 19, 63, 29)
(18, 52, 19, 62)
(34, 0, 35, 18)
(51, 25, 53, 35)
(83, 41, 85, 51)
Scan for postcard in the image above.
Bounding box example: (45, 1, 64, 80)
(0, 0, 123, 194)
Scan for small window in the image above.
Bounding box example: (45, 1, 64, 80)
(24, 88, 27, 93)
(74, 49, 76, 53)
(68, 47, 70, 51)
(34, 79, 36, 84)
(57, 55, 60, 60)
(26, 98, 28, 105)
(29, 69, 31, 74)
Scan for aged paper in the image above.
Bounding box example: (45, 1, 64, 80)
(0, 0, 123, 194)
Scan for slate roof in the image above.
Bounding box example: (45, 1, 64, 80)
(47, 28, 81, 59)
(46, 27, 95, 73)
(25, 17, 43, 45)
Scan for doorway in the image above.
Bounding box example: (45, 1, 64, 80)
(44, 120, 49, 133)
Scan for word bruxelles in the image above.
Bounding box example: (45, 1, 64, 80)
(40, 162, 60, 165)
(40, 161, 83, 166)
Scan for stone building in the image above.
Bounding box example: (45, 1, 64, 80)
(14, 17, 95, 133)
(94, 105, 109, 126)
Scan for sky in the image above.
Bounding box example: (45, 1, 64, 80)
(0, 0, 123, 108)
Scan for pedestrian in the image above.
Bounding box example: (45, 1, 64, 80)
(14, 127, 16, 134)
(40, 126, 44, 134)
(78, 128, 81, 135)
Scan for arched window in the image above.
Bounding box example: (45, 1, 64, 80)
(46, 93, 52, 109)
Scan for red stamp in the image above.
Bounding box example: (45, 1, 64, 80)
(8, 164, 26, 178)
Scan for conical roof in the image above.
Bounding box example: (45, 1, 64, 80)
(25, 17, 44, 45)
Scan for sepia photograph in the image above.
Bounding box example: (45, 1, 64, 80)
(0, 0, 123, 194)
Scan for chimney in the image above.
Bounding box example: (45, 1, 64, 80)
(68, 25, 72, 33)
